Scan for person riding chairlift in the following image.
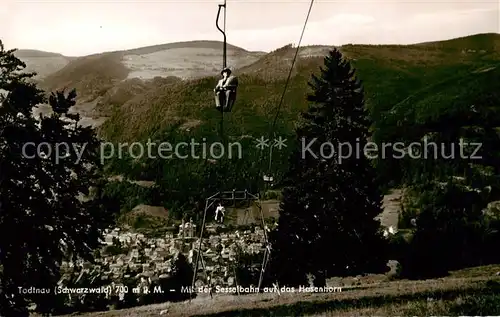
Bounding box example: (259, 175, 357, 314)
(215, 202, 225, 223)
(214, 67, 238, 111)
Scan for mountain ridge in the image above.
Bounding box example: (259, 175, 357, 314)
(13, 33, 500, 139)
(15, 33, 500, 57)
(17, 33, 500, 84)
(13, 49, 67, 58)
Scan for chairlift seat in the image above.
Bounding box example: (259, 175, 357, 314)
(215, 88, 237, 112)
(263, 175, 274, 182)
(214, 75, 238, 112)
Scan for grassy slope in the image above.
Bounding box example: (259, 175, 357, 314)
(61, 265, 500, 317)
(98, 33, 500, 143)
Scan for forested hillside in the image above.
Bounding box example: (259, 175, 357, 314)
(86, 33, 500, 218)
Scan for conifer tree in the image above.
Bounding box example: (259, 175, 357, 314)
(0, 41, 115, 316)
(269, 49, 388, 286)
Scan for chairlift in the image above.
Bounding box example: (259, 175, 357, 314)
(191, 190, 270, 298)
(214, 68, 238, 112)
(213, 0, 238, 112)
(263, 175, 274, 183)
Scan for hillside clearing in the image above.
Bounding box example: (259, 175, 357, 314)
(13, 49, 71, 80)
(123, 47, 262, 80)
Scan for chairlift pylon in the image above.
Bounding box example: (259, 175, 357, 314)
(190, 190, 271, 300)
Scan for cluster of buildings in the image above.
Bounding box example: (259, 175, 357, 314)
(58, 220, 270, 302)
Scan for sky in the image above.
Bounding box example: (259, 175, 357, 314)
(1, 0, 499, 56)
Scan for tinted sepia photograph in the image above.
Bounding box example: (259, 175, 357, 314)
(1, 0, 499, 316)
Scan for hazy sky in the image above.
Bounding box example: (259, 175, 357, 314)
(1, 0, 499, 56)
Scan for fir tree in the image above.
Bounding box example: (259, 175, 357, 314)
(269, 49, 388, 286)
(0, 41, 115, 315)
